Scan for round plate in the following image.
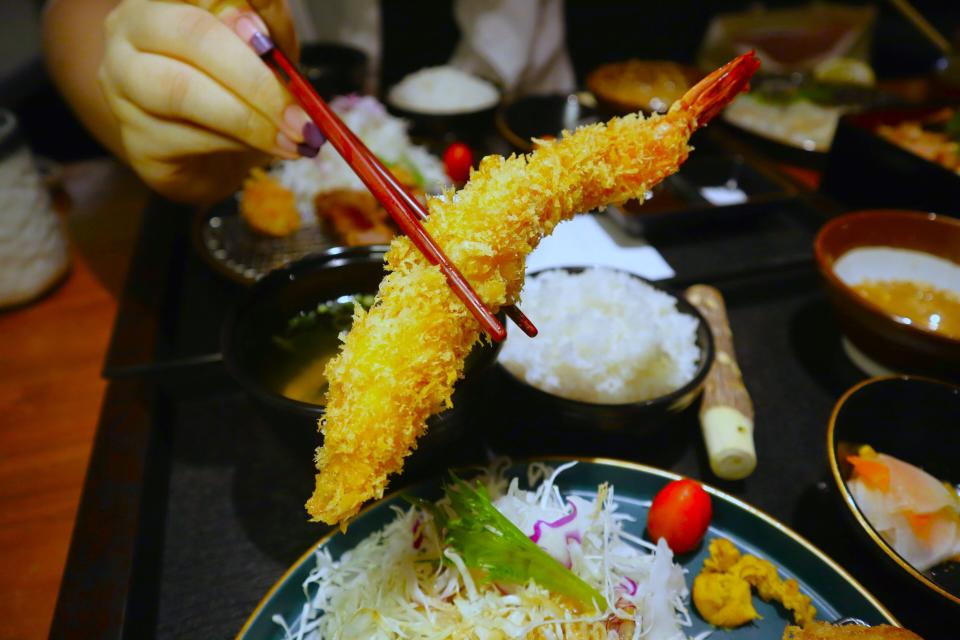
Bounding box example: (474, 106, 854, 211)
(192, 197, 336, 285)
(237, 458, 896, 639)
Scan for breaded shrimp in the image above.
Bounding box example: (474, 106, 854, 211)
(307, 53, 761, 525)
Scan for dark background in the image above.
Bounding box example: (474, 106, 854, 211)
(5, 0, 960, 164)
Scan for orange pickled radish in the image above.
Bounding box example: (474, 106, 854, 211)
(906, 512, 935, 540)
(847, 455, 890, 491)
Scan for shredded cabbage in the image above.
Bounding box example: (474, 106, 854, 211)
(276, 461, 692, 639)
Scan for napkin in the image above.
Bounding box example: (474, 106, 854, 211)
(525, 214, 675, 281)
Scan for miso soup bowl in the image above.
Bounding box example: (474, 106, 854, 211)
(221, 245, 503, 459)
(814, 209, 960, 380)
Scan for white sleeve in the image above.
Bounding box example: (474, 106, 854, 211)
(450, 0, 575, 95)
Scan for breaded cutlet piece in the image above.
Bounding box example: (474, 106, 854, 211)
(783, 621, 923, 640)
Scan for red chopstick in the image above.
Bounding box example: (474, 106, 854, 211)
(254, 38, 537, 341)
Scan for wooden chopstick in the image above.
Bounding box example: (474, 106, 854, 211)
(367, 159, 539, 337)
(257, 41, 537, 341)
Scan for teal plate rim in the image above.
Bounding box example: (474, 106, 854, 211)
(237, 457, 898, 639)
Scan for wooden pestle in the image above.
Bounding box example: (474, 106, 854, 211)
(686, 285, 756, 480)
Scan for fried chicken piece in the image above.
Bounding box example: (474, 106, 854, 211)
(314, 189, 395, 246)
(783, 621, 923, 640)
(239, 168, 301, 237)
(306, 53, 760, 526)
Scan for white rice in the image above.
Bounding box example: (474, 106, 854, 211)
(388, 66, 500, 114)
(268, 95, 448, 223)
(499, 268, 701, 404)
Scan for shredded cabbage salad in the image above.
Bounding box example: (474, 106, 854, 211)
(275, 461, 696, 639)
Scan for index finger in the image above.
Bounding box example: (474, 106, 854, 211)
(126, 2, 298, 141)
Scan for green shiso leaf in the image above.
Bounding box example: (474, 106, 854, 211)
(411, 475, 608, 612)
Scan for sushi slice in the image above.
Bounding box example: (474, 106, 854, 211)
(847, 445, 960, 571)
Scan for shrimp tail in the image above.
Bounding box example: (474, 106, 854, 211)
(672, 51, 760, 126)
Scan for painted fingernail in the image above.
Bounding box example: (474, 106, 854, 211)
(297, 143, 320, 158)
(236, 16, 273, 56)
(303, 122, 326, 148)
(283, 105, 326, 148)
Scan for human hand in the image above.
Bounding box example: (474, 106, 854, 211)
(99, 0, 324, 203)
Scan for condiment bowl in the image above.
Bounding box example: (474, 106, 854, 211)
(827, 375, 960, 608)
(495, 93, 599, 152)
(388, 101, 500, 142)
(299, 43, 368, 99)
(814, 209, 960, 380)
(221, 245, 503, 460)
(496, 268, 714, 433)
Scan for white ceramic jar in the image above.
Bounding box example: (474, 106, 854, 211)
(0, 109, 69, 307)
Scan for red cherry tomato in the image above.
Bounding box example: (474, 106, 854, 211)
(443, 142, 474, 183)
(646, 479, 712, 553)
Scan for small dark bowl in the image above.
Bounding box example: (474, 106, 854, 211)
(299, 43, 368, 99)
(221, 245, 503, 461)
(828, 375, 960, 608)
(814, 209, 960, 380)
(496, 93, 599, 152)
(496, 268, 714, 433)
(387, 97, 499, 142)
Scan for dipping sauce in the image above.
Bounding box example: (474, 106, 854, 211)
(261, 293, 374, 405)
(852, 279, 960, 339)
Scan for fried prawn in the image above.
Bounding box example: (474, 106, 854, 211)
(307, 53, 761, 525)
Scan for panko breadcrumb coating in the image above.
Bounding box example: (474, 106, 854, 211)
(783, 621, 923, 640)
(307, 53, 761, 525)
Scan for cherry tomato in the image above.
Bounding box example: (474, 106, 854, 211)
(443, 142, 474, 183)
(646, 478, 712, 553)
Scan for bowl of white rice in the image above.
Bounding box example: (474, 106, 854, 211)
(497, 267, 714, 431)
(387, 66, 501, 138)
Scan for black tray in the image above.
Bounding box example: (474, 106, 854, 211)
(52, 197, 954, 639)
(607, 149, 798, 236)
(821, 106, 960, 217)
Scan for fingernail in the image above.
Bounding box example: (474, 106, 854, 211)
(297, 143, 320, 158)
(283, 105, 326, 148)
(236, 16, 273, 56)
(303, 122, 326, 148)
(275, 131, 298, 155)
(276, 131, 318, 158)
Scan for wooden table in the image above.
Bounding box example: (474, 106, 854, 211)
(0, 159, 147, 640)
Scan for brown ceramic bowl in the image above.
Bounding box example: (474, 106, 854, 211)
(814, 209, 960, 380)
